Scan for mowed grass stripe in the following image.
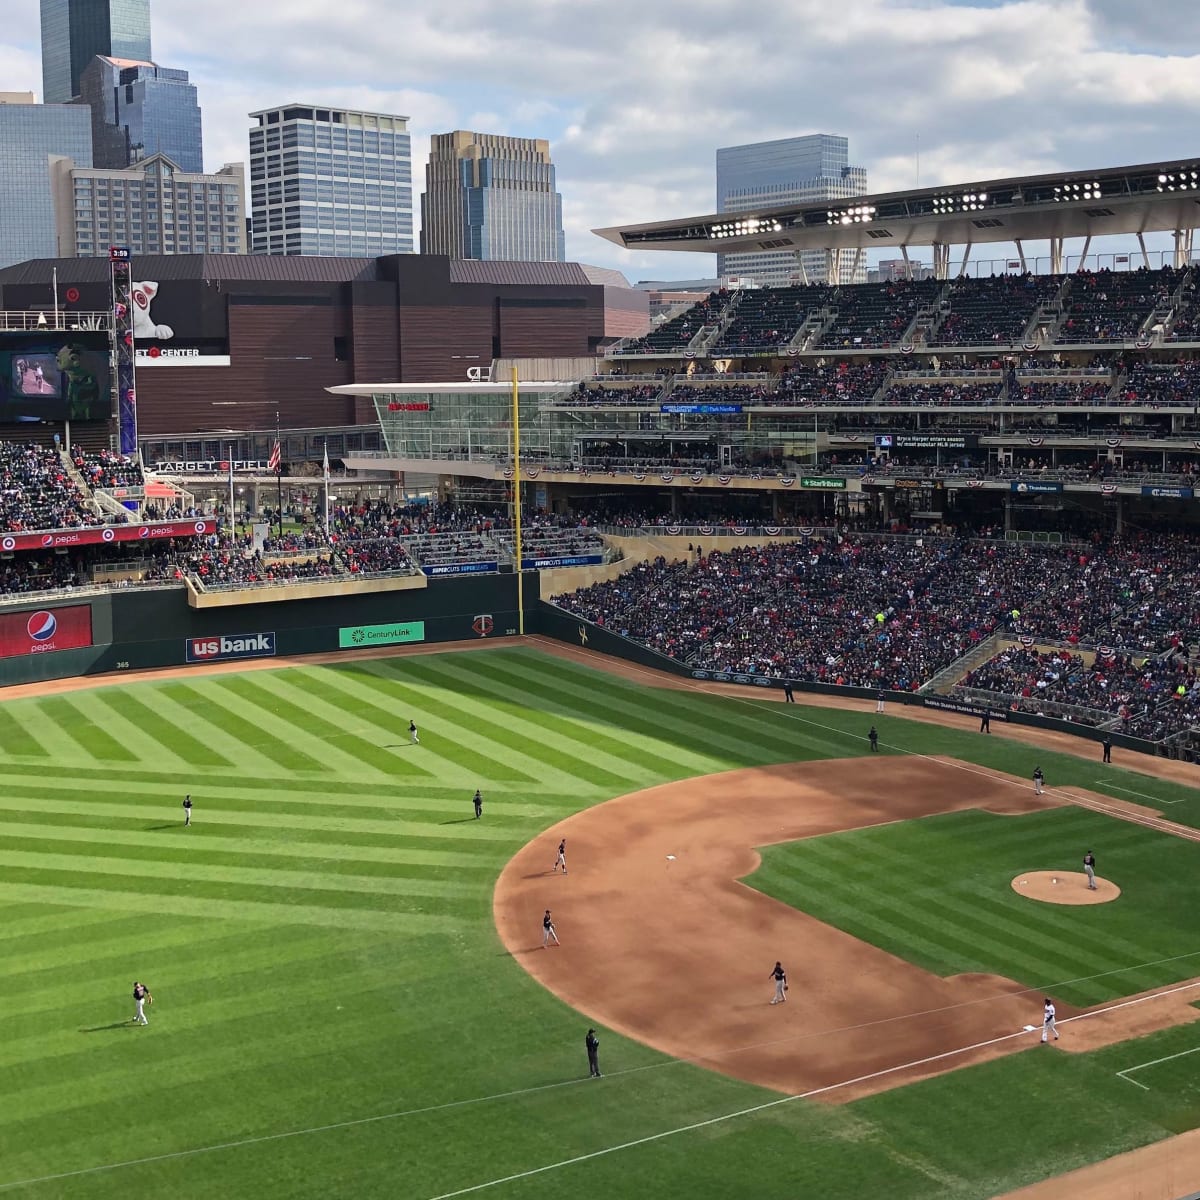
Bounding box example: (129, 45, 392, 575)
(0, 702, 51, 758)
(61, 689, 195, 771)
(29, 695, 140, 763)
(0, 847, 480, 903)
(206, 676, 385, 777)
(0, 804, 515, 856)
(139, 683, 295, 778)
(227, 671, 437, 780)
(0, 822, 502, 874)
(508, 650, 838, 764)
(280, 665, 532, 784)
(0, 864, 472, 926)
(347, 662, 600, 790)
(0, 880, 458, 935)
(421, 653, 724, 780)
(157, 682, 324, 774)
(397, 655, 680, 786)
(87, 689, 233, 768)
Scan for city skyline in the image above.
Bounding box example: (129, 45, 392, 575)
(7, 0, 1200, 277)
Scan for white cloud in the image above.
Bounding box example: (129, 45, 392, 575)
(4, 0, 1199, 275)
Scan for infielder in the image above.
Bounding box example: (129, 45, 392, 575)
(1041, 997, 1058, 1042)
(1033, 766, 1044, 795)
(409, 719, 420, 745)
(876, 688, 886, 714)
(542, 908, 560, 947)
(770, 961, 788, 1004)
(553, 838, 567, 874)
(1083, 850, 1096, 890)
(132, 981, 152, 1025)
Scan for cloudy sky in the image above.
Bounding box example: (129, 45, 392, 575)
(4, 0, 1199, 281)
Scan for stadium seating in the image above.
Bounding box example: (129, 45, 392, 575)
(708, 285, 832, 355)
(930, 274, 1060, 346)
(0, 441, 102, 532)
(613, 291, 735, 355)
(817, 280, 941, 349)
(73, 448, 144, 490)
(1056, 268, 1182, 343)
(1119, 360, 1200, 406)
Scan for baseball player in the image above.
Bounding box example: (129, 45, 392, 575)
(409, 719, 420, 745)
(876, 688, 886, 714)
(541, 908, 560, 947)
(473, 789, 482, 819)
(782, 681, 795, 703)
(868, 726, 879, 752)
(182, 794, 192, 826)
(586, 1028, 602, 1077)
(1033, 766, 1044, 795)
(980, 708, 991, 733)
(1041, 997, 1058, 1042)
(1101, 737, 1112, 764)
(553, 838, 567, 874)
(769, 961, 788, 1004)
(1083, 850, 1097, 890)
(132, 981, 152, 1025)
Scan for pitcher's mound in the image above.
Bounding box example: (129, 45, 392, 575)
(1011, 871, 1120, 905)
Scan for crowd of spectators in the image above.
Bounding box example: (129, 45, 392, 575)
(181, 548, 340, 588)
(1058, 268, 1181, 343)
(553, 530, 1200, 737)
(554, 383, 664, 407)
(888, 381, 1003, 406)
(0, 442, 102, 532)
(709, 285, 832, 354)
(73, 448, 143, 490)
(931, 274, 1059, 346)
(1015, 379, 1113, 405)
(775, 358, 891, 405)
(1120, 360, 1200, 406)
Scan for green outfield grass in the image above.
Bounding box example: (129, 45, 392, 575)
(1, 645, 1199, 1199)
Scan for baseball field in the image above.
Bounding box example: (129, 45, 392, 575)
(3, 639, 1200, 1199)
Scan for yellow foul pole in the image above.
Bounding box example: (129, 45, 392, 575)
(512, 366, 525, 636)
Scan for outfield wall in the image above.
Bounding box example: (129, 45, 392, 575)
(534, 601, 1163, 759)
(0, 577, 519, 687)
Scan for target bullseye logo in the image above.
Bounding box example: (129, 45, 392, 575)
(27, 611, 57, 642)
(1, 536, 14, 551)
(102, 527, 115, 541)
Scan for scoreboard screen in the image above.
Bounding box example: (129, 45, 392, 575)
(0, 331, 110, 422)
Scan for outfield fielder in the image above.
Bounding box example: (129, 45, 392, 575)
(1041, 997, 1058, 1042)
(409, 719, 420, 745)
(132, 981, 152, 1025)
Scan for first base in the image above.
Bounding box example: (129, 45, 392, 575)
(1023, 1025, 1036, 1032)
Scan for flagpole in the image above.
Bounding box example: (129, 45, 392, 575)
(275, 410, 283, 538)
(512, 366, 524, 637)
(322, 442, 330, 534)
(227, 444, 235, 537)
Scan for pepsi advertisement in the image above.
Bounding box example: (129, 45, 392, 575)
(0, 331, 111, 422)
(0, 606, 93, 658)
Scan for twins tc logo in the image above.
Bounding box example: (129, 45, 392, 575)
(472, 614, 494, 638)
(26, 611, 57, 642)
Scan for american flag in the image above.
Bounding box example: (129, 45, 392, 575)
(268, 439, 281, 473)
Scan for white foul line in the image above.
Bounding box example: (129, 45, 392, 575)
(1117, 1043, 1200, 1090)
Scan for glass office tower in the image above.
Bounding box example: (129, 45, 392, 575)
(421, 131, 566, 262)
(715, 135, 868, 285)
(0, 95, 93, 268)
(249, 104, 413, 256)
(79, 55, 203, 173)
(41, 0, 152, 103)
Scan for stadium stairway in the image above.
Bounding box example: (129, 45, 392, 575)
(919, 630, 1005, 695)
(58, 449, 109, 524)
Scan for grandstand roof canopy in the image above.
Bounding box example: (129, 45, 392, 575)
(594, 159, 1200, 255)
